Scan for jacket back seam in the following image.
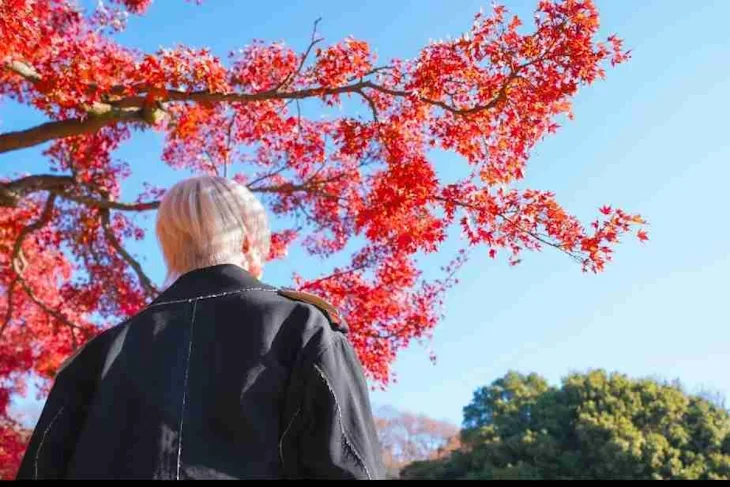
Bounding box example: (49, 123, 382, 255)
(176, 299, 198, 480)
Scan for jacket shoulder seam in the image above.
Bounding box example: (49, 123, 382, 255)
(147, 287, 278, 308)
(277, 290, 342, 324)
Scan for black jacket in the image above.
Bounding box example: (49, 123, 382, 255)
(16, 264, 385, 479)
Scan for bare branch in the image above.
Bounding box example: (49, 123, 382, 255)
(5, 60, 41, 84)
(245, 165, 290, 188)
(0, 109, 145, 154)
(100, 209, 158, 297)
(356, 88, 380, 122)
(0, 175, 74, 207)
(61, 193, 160, 211)
(0, 174, 160, 210)
(292, 196, 317, 222)
(300, 262, 370, 290)
(296, 99, 303, 134)
(223, 113, 237, 178)
(202, 150, 221, 177)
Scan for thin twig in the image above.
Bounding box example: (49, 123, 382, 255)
(11, 195, 57, 272)
(300, 262, 370, 290)
(0, 175, 160, 211)
(245, 165, 290, 189)
(223, 113, 237, 178)
(11, 195, 83, 346)
(347, 65, 396, 83)
(432, 194, 583, 262)
(100, 209, 158, 297)
(60, 192, 160, 211)
(203, 150, 220, 177)
(356, 88, 380, 122)
(272, 17, 323, 93)
(296, 99, 303, 135)
(0, 279, 18, 337)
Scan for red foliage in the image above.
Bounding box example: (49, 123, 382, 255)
(0, 0, 646, 476)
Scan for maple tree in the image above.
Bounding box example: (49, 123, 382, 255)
(0, 0, 646, 476)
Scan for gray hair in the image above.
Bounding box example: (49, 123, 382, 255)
(155, 175, 270, 284)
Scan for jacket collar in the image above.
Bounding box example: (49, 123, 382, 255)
(150, 264, 275, 305)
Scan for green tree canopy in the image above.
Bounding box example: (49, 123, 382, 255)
(401, 370, 730, 480)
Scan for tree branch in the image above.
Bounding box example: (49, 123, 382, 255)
(100, 209, 158, 297)
(2, 71, 512, 155)
(249, 170, 350, 196)
(432, 194, 584, 262)
(0, 174, 74, 207)
(62, 193, 160, 211)
(11, 194, 57, 271)
(223, 113, 237, 178)
(0, 174, 160, 210)
(10, 195, 83, 345)
(5, 60, 42, 84)
(0, 109, 145, 154)
(112, 78, 507, 114)
(300, 262, 370, 290)
(497, 212, 583, 263)
(271, 17, 323, 93)
(245, 165, 290, 188)
(0, 279, 18, 337)
(356, 88, 380, 122)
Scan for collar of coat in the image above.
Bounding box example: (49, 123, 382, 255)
(149, 263, 347, 332)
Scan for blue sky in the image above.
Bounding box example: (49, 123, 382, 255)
(5, 0, 730, 427)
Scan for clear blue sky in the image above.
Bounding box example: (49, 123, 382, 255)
(5, 0, 730, 427)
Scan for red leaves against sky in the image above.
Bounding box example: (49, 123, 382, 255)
(0, 0, 646, 475)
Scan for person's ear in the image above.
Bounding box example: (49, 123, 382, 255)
(242, 237, 251, 254)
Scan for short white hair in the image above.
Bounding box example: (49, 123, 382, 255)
(156, 175, 270, 284)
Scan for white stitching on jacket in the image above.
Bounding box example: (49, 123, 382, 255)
(148, 288, 277, 309)
(176, 299, 197, 480)
(313, 365, 371, 480)
(278, 405, 302, 471)
(34, 406, 65, 480)
(148, 287, 277, 479)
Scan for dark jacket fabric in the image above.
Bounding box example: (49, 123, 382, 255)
(16, 264, 385, 480)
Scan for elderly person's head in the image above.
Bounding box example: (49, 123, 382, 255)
(155, 175, 270, 284)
